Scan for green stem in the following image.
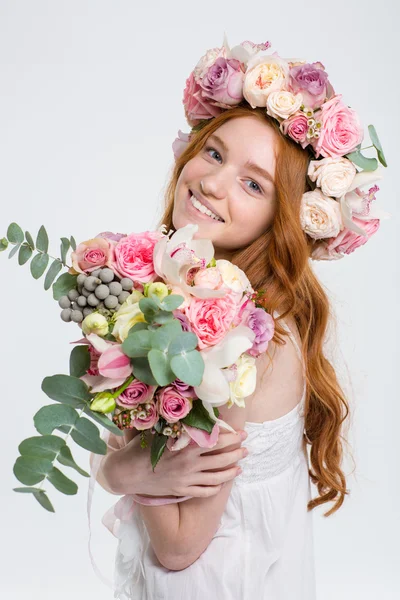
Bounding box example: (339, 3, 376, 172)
(10, 240, 72, 270)
(110, 375, 134, 399)
(360, 145, 374, 151)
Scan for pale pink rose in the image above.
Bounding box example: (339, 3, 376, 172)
(116, 379, 156, 408)
(184, 292, 238, 349)
(193, 267, 223, 290)
(112, 231, 163, 282)
(70, 237, 114, 275)
(280, 112, 309, 147)
(172, 130, 191, 160)
(327, 217, 380, 255)
(156, 386, 193, 424)
(200, 57, 245, 106)
(312, 95, 364, 159)
(183, 72, 223, 127)
(131, 400, 159, 430)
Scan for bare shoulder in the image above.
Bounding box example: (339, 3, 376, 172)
(244, 316, 305, 423)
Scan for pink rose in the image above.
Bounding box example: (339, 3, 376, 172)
(172, 130, 191, 161)
(312, 95, 364, 159)
(112, 230, 163, 282)
(116, 379, 156, 408)
(95, 231, 127, 243)
(131, 400, 159, 430)
(70, 237, 114, 274)
(200, 57, 245, 106)
(289, 62, 333, 109)
(184, 292, 238, 349)
(193, 267, 223, 290)
(183, 72, 224, 127)
(156, 386, 193, 424)
(280, 112, 309, 147)
(327, 217, 380, 255)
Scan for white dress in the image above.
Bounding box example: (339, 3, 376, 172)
(90, 316, 316, 600)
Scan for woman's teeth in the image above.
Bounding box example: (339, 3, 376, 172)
(190, 193, 224, 222)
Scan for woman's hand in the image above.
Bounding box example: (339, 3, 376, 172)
(105, 429, 248, 499)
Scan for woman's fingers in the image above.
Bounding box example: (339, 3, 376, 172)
(200, 447, 247, 473)
(187, 465, 242, 496)
(197, 431, 245, 456)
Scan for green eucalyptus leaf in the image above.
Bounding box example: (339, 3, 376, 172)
(0, 237, 9, 252)
(13, 487, 55, 512)
(170, 349, 204, 386)
(150, 433, 168, 471)
(25, 230, 35, 248)
(131, 357, 158, 386)
(139, 297, 159, 319)
(82, 406, 124, 436)
(14, 486, 45, 493)
(36, 225, 49, 253)
(152, 310, 175, 325)
(13, 456, 53, 486)
(7, 222, 24, 244)
(18, 243, 32, 265)
(70, 418, 107, 454)
(44, 258, 63, 291)
(368, 124, 387, 167)
(60, 237, 71, 266)
(181, 399, 215, 434)
(47, 466, 78, 495)
(345, 150, 378, 172)
(127, 322, 149, 336)
(57, 445, 90, 477)
(41, 374, 92, 406)
(148, 348, 176, 386)
(160, 294, 184, 312)
(30, 252, 49, 279)
(70, 235, 77, 251)
(18, 435, 65, 459)
(52, 272, 78, 301)
(8, 242, 21, 259)
(122, 330, 152, 358)
(69, 344, 91, 378)
(168, 332, 199, 356)
(33, 404, 79, 435)
(56, 425, 71, 435)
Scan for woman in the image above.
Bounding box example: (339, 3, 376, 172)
(93, 38, 386, 599)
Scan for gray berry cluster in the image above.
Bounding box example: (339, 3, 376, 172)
(58, 267, 134, 323)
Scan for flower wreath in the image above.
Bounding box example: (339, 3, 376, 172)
(172, 34, 390, 261)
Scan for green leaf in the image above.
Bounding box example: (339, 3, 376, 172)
(168, 332, 199, 356)
(13, 487, 55, 512)
(7, 222, 24, 244)
(41, 374, 92, 406)
(0, 237, 8, 252)
(181, 399, 215, 434)
(122, 330, 153, 358)
(18, 435, 65, 459)
(18, 243, 33, 265)
(25, 230, 35, 249)
(69, 345, 91, 378)
(60, 237, 71, 266)
(36, 225, 49, 253)
(148, 348, 176, 386)
(160, 294, 184, 312)
(34, 404, 79, 435)
(70, 418, 107, 454)
(127, 322, 148, 336)
(8, 242, 21, 259)
(151, 320, 183, 353)
(14, 486, 45, 493)
(44, 258, 63, 291)
(150, 433, 168, 471)
(82, 406, 124, 436)
(345, 150, 378, 172)
(13, 456, 53, 486)
(139, 297, 159, 319)
(47, 466, 78, 495)
(30, 252, 49, 279)
(152, 310, 175, 325)
(368, 124, 387, 167)
(52, 272, 78, 301)
(57, 445, 90, 477)
(170, 349, 204, 386)
(131, 357, 158, 386)
(70, 235, 77, 251)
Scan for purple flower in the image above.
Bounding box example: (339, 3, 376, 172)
(201, 58, 245, 106)
(289, 62, 333, 109)
(171, 378, 196, 398)
(173, 309, 193, 333)
(96, 231, 127, 243)
(241, 306, 275, 356)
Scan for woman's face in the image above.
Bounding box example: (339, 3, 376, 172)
(172, 115, 278, 259)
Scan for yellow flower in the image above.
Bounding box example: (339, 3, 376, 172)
(227, 354, 257, 408)
(112, 291, 146, 342)
(147, 282, 169, 301)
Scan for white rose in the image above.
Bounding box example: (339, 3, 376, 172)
(300, 189, 343, 239)
(308, 157, 357, 199)
(112, 292, 145, 342)
(266, 90, 303, 120)
(228, 354, 257, 408)
(193, 46, 227, 81)
(216, 259, 251, 294)
(243, 54, 289, 108)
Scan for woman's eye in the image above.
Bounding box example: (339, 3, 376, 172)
(204, 146, 262, 194)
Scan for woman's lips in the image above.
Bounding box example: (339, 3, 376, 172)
(185, 190, 224, 223)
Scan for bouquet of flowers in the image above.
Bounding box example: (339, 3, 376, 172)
(1, 222, 274, 512)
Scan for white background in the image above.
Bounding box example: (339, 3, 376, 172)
(0, 1, 398, 598)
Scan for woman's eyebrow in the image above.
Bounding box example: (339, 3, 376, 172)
(208, 133, 275, 185)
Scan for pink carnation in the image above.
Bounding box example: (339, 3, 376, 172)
(312, 94, 364, 159)
(156, 386, 192, 424)
(70, 237, 114, 274)
(184, 292, 238, 349)
(112, 230, 163, 282)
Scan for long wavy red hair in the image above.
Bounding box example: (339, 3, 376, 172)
(157, 105, 353, 517)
